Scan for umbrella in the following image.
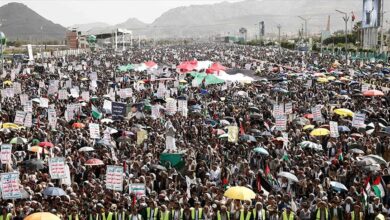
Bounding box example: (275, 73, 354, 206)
(24, 212, 60, 220)
(338, 126, 351, 132)
(253, 147, 269, 155)
(22, 159, 45, 170)
(2, 123, 21, 129)
(85, 158, 104, 166)
(260, 131, 273, 137)
(101, 118, 114, 124)
(304, 114, 313, 119)
(224, 186, 256, 201)
(28, 146, 49, 154)
(351, 133, 363, 138)
(78, 146, 95, 152)
(356, 157, 378, 166)
(303, 125, 315, 131)
(39, 142, 54, 148)
(10, 137, 27, 144)
(250, 113, 262, 119)
(299, 141, 323, 151)
(317, 78, 329, 83)
(42, 187, 67, 197)
(240, 135, 257, 142)
(363, 90, 384, 97)
(236, 91, 248, 97)
(213, 129, 226, 135)
(248, 107, 260, 113)
(277, 172, 299, 182)
(72, 122, 85, 129)
(333, 108, 354, 117)
(219, 120, 230, 126)
(293, 117, 310, 126)
(310, 128, 330, 136)
(365, 155, 387, 165)
(330, 181, 348, 191)
(348, 148, 364, 154)
(218, 134, 228, 139)
(150, 164, 167, 171)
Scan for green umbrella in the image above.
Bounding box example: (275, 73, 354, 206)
(32, 139, 40, 145)
(10, 137, 27, 145)
(253, 147, 269, 155)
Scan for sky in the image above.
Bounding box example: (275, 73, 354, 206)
(0, 0, 244, 27)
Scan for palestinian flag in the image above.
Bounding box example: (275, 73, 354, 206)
(91, 105, 103, 119)
(335, 148, 343, 162)
(239, 122, 245, 135)
(372, 176, 385, 198)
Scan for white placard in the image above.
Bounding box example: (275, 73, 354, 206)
(49, 157, 66, 179)
(352, 113, 366, 128)
(39, 98, 49, 108)
(89, 123, 100, 139)
(14, 111, 25, 125)
(285, 102, 293, 114)
(329, 121, 339, 138)
(20, 94, 28, 105)
(105, 165, 124, 191)
(24, 112, 32, 128)
(275, 114, 287, 131)
(81, 91, 90, 102)
(0, 144, 12, 164)
(1, 172, 21, 199)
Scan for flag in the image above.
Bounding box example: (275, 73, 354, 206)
(372, 176, 385, 198)
(351, 12, 356, 22)
(335, 148, 343, 161)
(239, 122, 245, 135)
(265, 164, 270, 176)
(91, 105, 102, 119)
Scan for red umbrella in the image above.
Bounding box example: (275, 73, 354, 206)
(304, 114, 314, 119)
(85, 158, 104, 166)
(72, 122, 85, 129)
(363, 90, 384, 97)
(39, 142, 54, 148)
(144, 61, 157, 68)
(177, 61, 197, 73)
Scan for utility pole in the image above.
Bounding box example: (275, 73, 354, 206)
(298, 16, 309, 38)
(336, 10, 349, 61)
(277, 24, 281, 52)
(40, 26, 44, 65)
(380, 0, 385, 53)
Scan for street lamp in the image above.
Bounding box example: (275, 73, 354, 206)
(0, 32, 6, 75)
(336, 9, 349, 61)
(298, 16, 309, 38)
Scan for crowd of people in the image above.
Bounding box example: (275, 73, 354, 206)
(0, 43, 389, 220)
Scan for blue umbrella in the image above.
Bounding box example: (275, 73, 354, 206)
(330, 181, 348, 192)
(338, 126, 351, 132)
(42, 187, 67, 197)
(253, 147, 269, 156)
(339, 90, 348, 95)
(191, 105, 202, 110)
(240, 135, 257, 142)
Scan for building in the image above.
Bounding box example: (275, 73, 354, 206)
(66, 30, 78, 49)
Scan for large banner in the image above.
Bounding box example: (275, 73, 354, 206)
(129, 183, 145, 199)
(105, 165, 124, 191)
(1, 172, 21, 200)
(0, 144, 12, 164)
(363, 0, 381, 28)
(111, 102, 127, 120)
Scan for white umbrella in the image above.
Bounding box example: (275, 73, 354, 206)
(78, 146, 95, 152)
(278, 172, 299, 182)
(299, 141, 323, 151)
(365, 155, 387, 165)
(330, 181, 348, 191)
(101, 118, 114, 124)
(219, 120, 230, 126)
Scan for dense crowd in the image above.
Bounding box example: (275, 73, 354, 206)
(0, 44, 389, 220)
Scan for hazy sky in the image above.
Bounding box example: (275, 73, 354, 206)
(0, 0, 243, 26)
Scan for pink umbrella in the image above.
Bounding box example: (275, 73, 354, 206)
(208, 62, 227, 74)
(177, 61, 197, 73)
(363, 90, 384, 97)
(85, 158, 104, 166)
(39, 142, 54, 148)
(144, 61, 157, 68)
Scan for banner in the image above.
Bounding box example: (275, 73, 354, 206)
(129, 183, 145, 199)
(20, 94, 28, 105)
(23, 100, 32, 113)
(151, 105, 160, 119)
(275, 114, 287, 131)
(228, 126, 239, 143)
(312, 105, 323, 122)
(48, 157, 66, 179)
(39, 98, 49, 108)
(81, 91, 90, 102)
(48, 109, 57, 129)
(105, 165, 124, 191)
(89, 123, 100, 139)
(166, 99, 177, 115)
(14, 111, 26, 125)
(111, 102, 127, 120)
(13, 82, 21, 95)
(329, 121, 339, 138)
(352, 113, 366, 128)
(24, 112, 32, 128)
(285, 102, 293, 114)
(0, 144, 12, 164)
(1, 172, 21, 199)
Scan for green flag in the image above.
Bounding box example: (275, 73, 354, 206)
(91, 105, 102, 119)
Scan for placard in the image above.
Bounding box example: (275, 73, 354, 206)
(48, 109, 57, 129)
(151, 105, 160, 119)
(39, 98, 49, 108)
(166, 99, 177, 115)
(285, 102, 293, 114)
(49, 157, 66, 179)
(312, 105, 323, 122)
(275, 115, 287, 131)
(111, 102, 127, 120)
(227, 126, 239, 143)
(14, 111, 25, 125)
(137, 129, 148, 145)
(23, 100, 33, 113)
(1, 172, 21, 199)
(58, 89, 68, 100)
(105, 165, 124, 191)
(24, 112, 32, 128)
(129, 183, 145, 199)
(362, 84, 369, 92)
(89, 123, 100, 139)
(352, 113, 366, 128)
(329, 121, 339, 138)
(0, 144, 12, 164)
(81, 91, 90, 102)
(20, 94, 28, 105)
(13, 82, 21, 95)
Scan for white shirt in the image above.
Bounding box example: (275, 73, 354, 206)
(150, 209, 155, 220)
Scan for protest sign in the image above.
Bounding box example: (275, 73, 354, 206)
(58, 90, 68, 100)
(329, 121, 339, 138)
(40, 98, 49, 108)
(49, 157, 66, 179)
(313, 105, 323, 122)
(0, 144, 12, 164)
(1, 172, 21, 199)
(166, 98, 177, 115)
(362, 84, 369, 92)
(137, 129, 148, 145)
(103, 100, 112, 113)
(24, 112, 32, 128)
(14, 111, 25, 125)
(228, 126, 239, 143)
(151, 105, 160, 119)
(285, 102, 293, 114)
(352, 113, 366, 128)
(275, 115, 287, 131)
(105, 165, 124, 191)
(81, 91, 90, 102)
(20, 94, 28, 105)
(23, 101, 32, 112)
(129, 183, 145, 199)
(48, 109, 57, 129)
(89, 123, 100, 139)
(111, 102, 127, 120)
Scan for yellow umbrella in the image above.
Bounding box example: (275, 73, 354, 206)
(317, 78, 328, 83)
(333, 108, 354, 117)
(224, 186, 256, 201)
(2, 123, 20, 129)
(327, 76, 336, 81)
(29, 146, 49, 154)
(24, 212, 60, 220)
(3, 81, 12, 86)
(310, 128, 330, 136)
(179, 80, 187, 83)
(303, 125, 315, 131)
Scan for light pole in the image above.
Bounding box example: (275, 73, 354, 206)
(277, 24, 281, 52)
(336, 10, 349, 61)
(298, 16, 309, 38)
(0, 32, 5, 74)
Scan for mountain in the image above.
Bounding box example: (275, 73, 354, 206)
(148, 0, 390, 38)
(0, 2, 66, 41)
(71, 22, 110, 33)
(115, 18, 147, 29)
